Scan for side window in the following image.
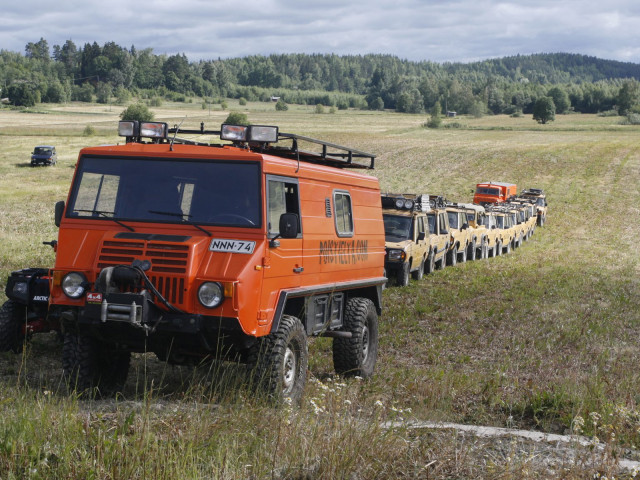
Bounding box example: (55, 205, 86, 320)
(417, 216, 425, 237)
(267, 176, 300, 237)
(334, 190, 353, 237)
(439, 213, 448, 234)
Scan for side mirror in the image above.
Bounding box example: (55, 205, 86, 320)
(279, 213, 299, 239)
(462, 223, 469, 230)
(54, 200, 65, 227)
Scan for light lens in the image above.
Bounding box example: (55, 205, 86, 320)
(394, 199, 404, 209)
(62, 272, 86, 299)
(139, 122, 167, 139)
(12, 282, 28, 296)
(118, 121, 137, 137)
(387, 249, 406, 262)
(221, 124, 248, 141)
(404, 199, 414, 209)
(198, 282, 224, 308)
(248, 125, 278, 143)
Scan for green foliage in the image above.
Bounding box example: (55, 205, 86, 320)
(96, 82, 112, 104)
(315, 104, 325, 114)
(224, 111, 249, 125)
(82, 124, 96, 136)
(149, 97, 162, 107)
(220, 101, 228, 110)
(275, 99, 288, 111)
(6, 83, 37, 107)
(238, 97, 247, 106)
(533, 97, 556, 124)
(119, 102, 154, 122)
(547, 86, 570, 113)
(425, 102, 442, 128)
(616, 79, 640, 115)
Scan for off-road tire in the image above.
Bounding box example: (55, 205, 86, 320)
(63, 332, 131, 397)
(333, 297, 378, 378)
(448, 245, 457, 267)
(504, 241, 511, 254)
(0, 300, 25, 353)
(496, 240, 502, 256)
(425, 252, 435, 274)
(437, 253, 447, 270)
(459, 244, 467, 263)
(396, 262, 410, 286)
(247, 315, 308, 404)
(467, 240, 476, 261)
(411, 258, 425, 281)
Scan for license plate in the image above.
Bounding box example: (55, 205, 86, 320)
(209, 238, 256, 254)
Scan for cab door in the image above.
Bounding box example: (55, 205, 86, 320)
(259, 175, 303, 326)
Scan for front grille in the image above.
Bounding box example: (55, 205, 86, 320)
(97, 239, 190, 306)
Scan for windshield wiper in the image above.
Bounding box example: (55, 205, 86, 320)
(73, 209, 135, 232)
(148, 210, 211, 237)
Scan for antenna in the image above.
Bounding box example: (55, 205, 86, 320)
(170, 117, 186, 151)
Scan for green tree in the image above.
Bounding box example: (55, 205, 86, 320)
(224, 111, 249, 125)
(616, 79, 640, 116)
(275, 98, 288, 111)
(533, 97, 556, 124)
(426, 102, 442, 128)
(7, 83, 37, 107)
(120, 102, 154, 122)
(547, 86, 570, 113)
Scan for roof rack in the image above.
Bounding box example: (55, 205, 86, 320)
(381, 193, 431, 212)
(167, 124, 376, 170)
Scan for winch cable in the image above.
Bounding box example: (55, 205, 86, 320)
(130, 265, 187, 314)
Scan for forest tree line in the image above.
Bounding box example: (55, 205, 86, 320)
(2, 38, 640, 117)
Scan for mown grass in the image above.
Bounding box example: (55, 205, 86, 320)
(1, 103, 640, 478)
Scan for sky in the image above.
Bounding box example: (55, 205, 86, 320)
(3, 0, 640, 64)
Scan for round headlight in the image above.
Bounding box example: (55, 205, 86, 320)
(62, 272, 86, 299)
(394, 198, 404, 209)
(12, 282, 28, 296)
(404, 199, 414, 209)
(198, 282, 224, 308)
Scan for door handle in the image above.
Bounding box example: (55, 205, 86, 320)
(293, 267, 304, 273)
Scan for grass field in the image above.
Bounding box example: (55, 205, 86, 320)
(1, 101, 639, 478)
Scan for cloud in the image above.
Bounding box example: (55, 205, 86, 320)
(2, 0, 640, 63)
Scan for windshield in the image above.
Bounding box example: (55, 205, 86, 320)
(476, 187, 499, 196)
(383, 214, 412, 241)
(34, 147, 53, 155)
(496, 216, 505, 228)
(67, 156, 261, 228)
(447, 212, 459, 229)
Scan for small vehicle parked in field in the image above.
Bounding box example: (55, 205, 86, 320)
(31, 146, 57, 166)
(459, 203, 491, 259)
(518, 188, 548, 226)
(445, 204, 473, 266)
(425, 200, 450, 272)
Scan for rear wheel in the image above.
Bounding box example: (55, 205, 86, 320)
(333, 298, 378, 378)
(425, 252, 435, 274)
(459, 244, 467, 263)
(467, 240, 476, 261)
(496, 241, 502, 256)
(412, 258, 425, 280)
(448, 245, 457, 266)
(248, 315, 308, 404)
(0, 300, 25, 353)
(63, 331, 131, 397)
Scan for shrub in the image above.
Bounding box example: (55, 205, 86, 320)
(315, 104, 325, 114)
(83, 125, 96, 136)
(275, 99, 288, 111)
(238, 97, 247, 106)
(224, 111, 249, 125)
(221, 101, 228, 110)
(120, 103, 154, 122)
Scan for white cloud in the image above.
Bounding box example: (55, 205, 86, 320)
(2, 0, 640, 64)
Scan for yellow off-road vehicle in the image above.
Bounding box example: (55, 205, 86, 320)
(445, 204, 473, 266)
(382, 194, 431, 286)
(459, 203, 492, 259)
(486, 207, 516, 255)
(518, 188, 548, 227)
(425, 199, 450, 273)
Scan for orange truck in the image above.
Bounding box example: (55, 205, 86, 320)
(48, 121, 386, 402)
(473, 181, 517, 206)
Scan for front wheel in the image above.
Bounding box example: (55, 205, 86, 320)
(63, 332, 131, 397)
(333, 298, 378, 378)
(0, 300, 26, 353)
(248, 315, 308, 404)
(448, 245, 457, 267)
(425, 252, 436, 274)
(467, 240, 476, 261)
(396, 262, 410, 287)
(411, 258, 424, 281)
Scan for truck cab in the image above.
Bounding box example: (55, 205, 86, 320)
(49, 121, 386, 402)
(473, 181, 517, 206)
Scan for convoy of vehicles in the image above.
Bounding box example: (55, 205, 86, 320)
(2, 121, 547, 403)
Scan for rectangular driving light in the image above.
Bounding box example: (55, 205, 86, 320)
(248, 125, 278, 143)
(118, 121, 138, 137)
(220, 124, 248, 141)
(139, 122, 168, 139)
